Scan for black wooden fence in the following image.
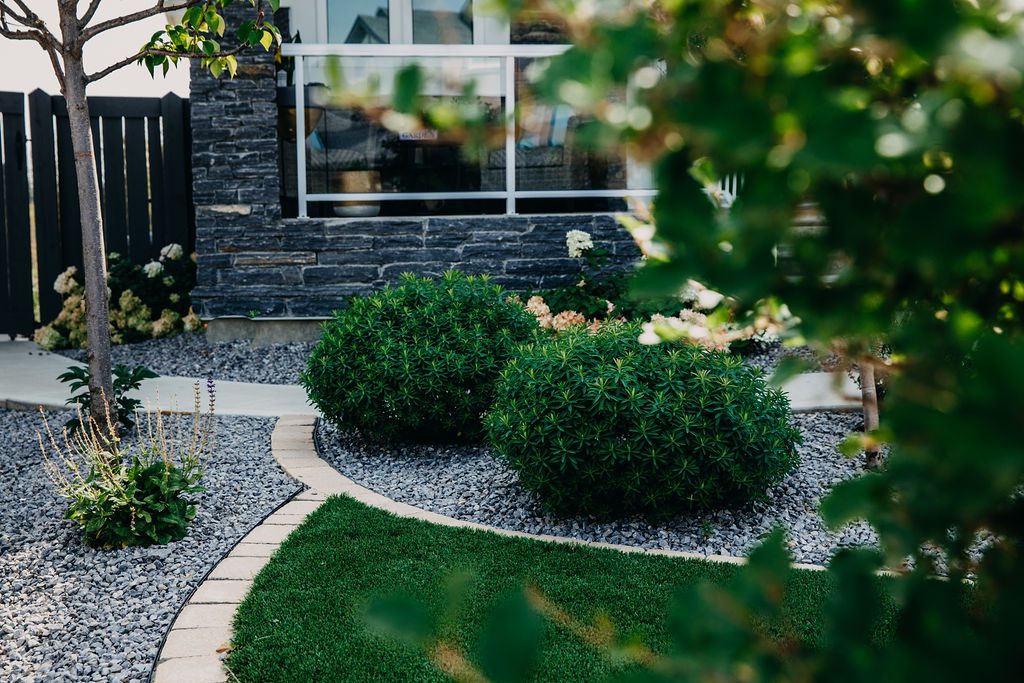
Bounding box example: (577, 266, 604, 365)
(0, 90, 193, 338)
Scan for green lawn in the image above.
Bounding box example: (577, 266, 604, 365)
(228, 496, 880, 682)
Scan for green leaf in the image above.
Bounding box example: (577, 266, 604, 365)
(474, 590, 544, 683)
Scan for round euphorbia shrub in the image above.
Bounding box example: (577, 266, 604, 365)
(485, 324, 802, 515)
(303, 271, 538, 442)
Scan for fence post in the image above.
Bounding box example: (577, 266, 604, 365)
(29, 89, 62, 322)
(161, 93, 189, 250)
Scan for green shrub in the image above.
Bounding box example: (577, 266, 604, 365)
(485, 324, 801, 515)
(303, 271, 539, 442)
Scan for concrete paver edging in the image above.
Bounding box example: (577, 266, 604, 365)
(152, 414, 827, 682)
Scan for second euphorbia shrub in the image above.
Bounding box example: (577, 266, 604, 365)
(485, 323, 801, 516)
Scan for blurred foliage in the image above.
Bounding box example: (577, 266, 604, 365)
(486, 323, 800, 515)
(364, 0, 1024, 680)
(302, 271, 538, 443)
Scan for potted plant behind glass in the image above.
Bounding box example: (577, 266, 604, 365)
(332, 155, 382, 217)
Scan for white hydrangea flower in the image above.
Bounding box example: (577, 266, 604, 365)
(160, 243, 184, 261)
(143, 261, 164, 278)
(695, 288, 725, 310)
(565, 230, 594, 258)
(53, 266, 78, 295)
(638, 322, 662, 345)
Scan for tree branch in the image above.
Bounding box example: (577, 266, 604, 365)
(45, 42, 67, 91)
(86, 44, 246, 83)
(0, 0, 62, 50)
(78, 0, 103, 28)
(80, 0, 203, 41)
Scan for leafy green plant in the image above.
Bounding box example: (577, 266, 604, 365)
(40, 381, 214, 549)
(303, 270, 539, 442)
(486, 323, 801, 515)
(58, 363, 159, 433)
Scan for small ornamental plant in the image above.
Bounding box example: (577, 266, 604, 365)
(34, 244, 202, 351)
(303, 271, 539, 442)
(40, 381, 215, 549)
(485, 323, 801, 516)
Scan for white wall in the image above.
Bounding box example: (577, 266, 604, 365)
(0, 1, 188, 97)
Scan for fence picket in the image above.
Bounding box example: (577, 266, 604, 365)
(0, 94, 34, 337)
(124, 117, 151, 262)
(28, 89, 61, 322)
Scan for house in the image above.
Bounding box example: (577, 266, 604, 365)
(189, 2, 651, 337)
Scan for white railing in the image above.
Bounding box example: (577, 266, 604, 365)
(281, 43, 658, 217)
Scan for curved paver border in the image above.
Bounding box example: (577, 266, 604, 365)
(154, 414, 829, 682)
(151, 415, 322, 683)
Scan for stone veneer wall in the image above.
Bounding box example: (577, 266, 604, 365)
(194, 214, 639, 317)
(188, 6, 640, 319)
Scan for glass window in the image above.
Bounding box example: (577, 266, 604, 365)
(327, 0, 389, 44)
(283, 56, 506, 217)
(412, 0, 473, 44)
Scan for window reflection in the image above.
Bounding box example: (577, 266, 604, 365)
(412, 0, 473, 44)
(513, 59, 631, 195)
(511, 9, 567, 44)
(327, 0, 389, 44)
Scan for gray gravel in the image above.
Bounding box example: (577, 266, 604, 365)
(54, 333, 316, 385)
(317, 411, 877, 566)
(51, 333, 834, 386)
(0, 409, 301, 683)
(739, 341, 843, 375)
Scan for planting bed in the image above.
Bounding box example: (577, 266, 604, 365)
(0, 409, 300, 683)
(317, 411, 876, 566)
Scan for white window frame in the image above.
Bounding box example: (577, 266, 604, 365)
(280, 2, 656, 217)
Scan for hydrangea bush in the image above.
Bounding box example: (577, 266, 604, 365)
(34, 245, 201, 350)
(303, 271, 539, 442)
(485, 323, 801, 516)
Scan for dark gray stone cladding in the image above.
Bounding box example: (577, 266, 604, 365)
(192, 214, 641, 317)
(188, 7, 640, 318)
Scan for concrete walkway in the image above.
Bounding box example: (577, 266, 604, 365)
(0, 339, 860, 416)
(0, 340, 313, 417)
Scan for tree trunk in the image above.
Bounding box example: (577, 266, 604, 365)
(61, 54, 114, 431)
(860, 360, 882, 469)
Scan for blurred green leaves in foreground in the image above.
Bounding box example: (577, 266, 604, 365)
(360, 0, 1024, 680)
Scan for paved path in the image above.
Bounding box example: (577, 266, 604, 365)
(0, 340, 314, 417)
(0, 339, 860, 416)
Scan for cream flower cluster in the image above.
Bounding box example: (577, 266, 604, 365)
(565, 229, 594, 258)
(53, 266, 79, 295)
(143, 261, 164, 278)
(517, 295, 598, 332)
(160, 243, 184, 261)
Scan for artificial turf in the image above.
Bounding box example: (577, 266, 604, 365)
(227, 495, 876, 682)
